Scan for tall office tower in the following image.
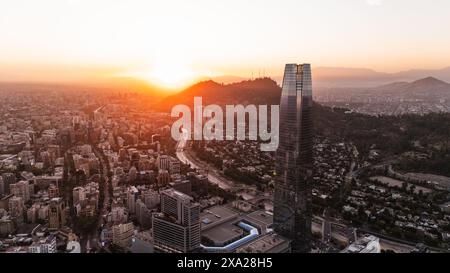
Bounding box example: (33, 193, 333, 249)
(135, 199, 151, 229)
(48, 197, 66, 230)
(156, 155, 170, 171)
(2, 173, 17, 195)
(157, 169, 170, 187)
(273, 63, 313, 253)
(127, 187, 137, 214)
(152, 189, 200, 253)
(8, 196, 25, 225)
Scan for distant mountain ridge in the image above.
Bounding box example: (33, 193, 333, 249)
(313, 66, 450, 87)
(158, 77, 281, 111)
(374, 77, 450, 98)
(393, 67, 450, 82)
(312, 67, 393, 87)
(159, 75, 450, 112)
(314, 76, 450, 111)
(215, 66, 450, 88)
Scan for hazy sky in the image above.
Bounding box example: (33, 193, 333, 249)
(1, 0, 450, 86)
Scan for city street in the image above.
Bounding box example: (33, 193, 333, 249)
(176, 128, 233, 190)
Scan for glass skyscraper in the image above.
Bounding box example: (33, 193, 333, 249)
(274, 63, 313, 253)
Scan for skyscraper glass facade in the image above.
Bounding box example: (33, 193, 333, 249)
(274, 63, 313, 253)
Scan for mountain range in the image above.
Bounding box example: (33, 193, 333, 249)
(313, 66, 450, 88)
(315, 76, 450, 103)
(201, 66, 450, 88)
(376, 77, 450, 96)
(158, 75, 450, 112)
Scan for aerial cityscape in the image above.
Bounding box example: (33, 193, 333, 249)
(1, 0, 450, 261)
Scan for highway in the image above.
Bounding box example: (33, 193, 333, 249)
(0, 154, 17, 162)
(0, 155, 18, 168)
(176, 128, 234, 190)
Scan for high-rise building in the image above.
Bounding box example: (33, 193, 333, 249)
(10, 180, 31, 202)
(169, 157, 181, 174)
(72, 187, 86, 205)
(112, 222, 134, 248)
(143, 189, 160, 209)
(0, 216, 15, 237)
(27, 205, 39, 224)
(110, 205, 128, 224)
(157, 169, 170, 187)
(152, 189, 200, 253)
(127, 187, 138, 214)
(8, 196, 25, 225)
(129, 166, 138, 182)
(38, 205, 49, 222)
(135, 199, 151, 229)
(49, 197, 66, 230)
(1, 173, 16, 195)
(187, 172, 209, 196)
(156, 155, 170, 171)
(170, 180, 192, 196)
(273, 63, 313, 253)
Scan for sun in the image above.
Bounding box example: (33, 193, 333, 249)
(148, 61, 196, 89)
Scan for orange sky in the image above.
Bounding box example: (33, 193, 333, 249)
(1, 0, 450, 88)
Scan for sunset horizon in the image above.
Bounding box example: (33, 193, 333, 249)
(2, 64, 450, 92)
(2, 0, 450, 89)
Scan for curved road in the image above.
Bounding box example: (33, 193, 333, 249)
(176, 129, 234, 190)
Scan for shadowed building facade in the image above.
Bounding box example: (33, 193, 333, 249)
(274, 63, 313, 253)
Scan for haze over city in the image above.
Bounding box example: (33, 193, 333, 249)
(1, 0, 450, 261)
(1, 0, 450, 88)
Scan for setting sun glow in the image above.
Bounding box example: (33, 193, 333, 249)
(1, 1, 450, 84)
(147, 61, 196, 89)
